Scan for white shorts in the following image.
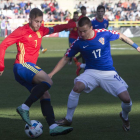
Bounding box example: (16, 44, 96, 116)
(74, 69, 128, 97)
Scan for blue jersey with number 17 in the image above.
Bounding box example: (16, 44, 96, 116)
(65, 29, 120, 71)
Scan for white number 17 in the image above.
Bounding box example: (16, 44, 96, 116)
(92, 49, 101, 58)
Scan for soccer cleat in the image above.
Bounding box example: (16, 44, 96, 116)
(42, 48, 47, 53)
(120, 112, 130, 131)
(76, 62, 81, 76)
(55, 118, 72, 126)
(50, 126, 73, 136)
(16, 105, 32, 126)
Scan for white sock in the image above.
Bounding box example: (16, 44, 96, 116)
(65, 90, 80, 121)
(49, 123, 58, 129)
(21, 104, 30, 111)
(121, 100, 132, 120)
(42, 49, 44, 51)
(80, 63, 86, 69)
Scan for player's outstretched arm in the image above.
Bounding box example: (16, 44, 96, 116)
(119, 33, 140, 52)
(48, 56, 70, 78)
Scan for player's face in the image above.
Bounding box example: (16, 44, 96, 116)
(29, 16, 43, 31)
(73, 14, 79, 22)
(81, 9, 86, 16)
(97, 8, 105, 19)
(78, 24, 93, 40)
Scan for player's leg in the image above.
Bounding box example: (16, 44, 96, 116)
(56, 70, 98, 126)
(56, 81, 84, 126)
(100, 70, 131, 131)
(40, 91, 73, 136)
(14, 63, 52, 126)
(118, 90, 132, 131)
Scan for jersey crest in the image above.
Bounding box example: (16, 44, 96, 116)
(36, 31, 41, 38)
(98, 37, 105, 45)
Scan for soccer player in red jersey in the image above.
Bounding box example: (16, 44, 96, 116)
(0, 8, 76, 136)
(67, 11, 79, 64)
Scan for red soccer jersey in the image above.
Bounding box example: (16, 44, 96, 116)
(79, 15, 84, 20)
(0, 22, 76, 71)
(68, 19, 78, 39)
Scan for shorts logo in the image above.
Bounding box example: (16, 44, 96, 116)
(99, 37, 105, 45)
(35, 66, 41, 69)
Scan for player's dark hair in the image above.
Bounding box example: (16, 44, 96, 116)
(80, 6, 86, 11)
(78, 17, 91, 27)
(97, 5, 105, 12)
(74, 11, 78, 15)
(29, 8, 43, 19)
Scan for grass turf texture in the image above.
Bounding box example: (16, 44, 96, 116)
(0, 37, 140, 140)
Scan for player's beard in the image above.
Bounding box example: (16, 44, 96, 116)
(29, 23, 39, 32)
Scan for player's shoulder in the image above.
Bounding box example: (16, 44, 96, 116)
(95, 29, 119, 34)
(103, 18, 108, 21)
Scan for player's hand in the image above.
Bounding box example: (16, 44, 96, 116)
(0, 71, 4, 76)
(137, 47, 140, 52)
(48, 73, 53, 79)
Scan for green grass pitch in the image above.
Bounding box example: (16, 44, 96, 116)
(0, 36, 140, 140)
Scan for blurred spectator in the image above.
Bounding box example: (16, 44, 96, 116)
(131, 0, 137, 11)
(0, 0, 4, 10)
(53, 0, 59, 9)
(115, 10, 121, 20)
(26, 0, 32, 9)
(4, 0, 10, 10)
(108, 12, 115, 21)
(1, 18, 5, 37)
(6, 20, 11, 36)
(48, 0, 54, 8)
(19, 0, 26, 9)
(25, 7, 30, 16)
(10, 0, 15, 10)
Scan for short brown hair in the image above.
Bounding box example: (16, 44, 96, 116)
(29, 8, 43, 19)
(78, 17, 91, 27)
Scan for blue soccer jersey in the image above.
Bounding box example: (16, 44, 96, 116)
(65, 29, 120, 71)
(91, 18, 109, 29)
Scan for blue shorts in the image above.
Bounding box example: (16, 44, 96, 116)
(13, 62, 42, 92)
(69, 38, 76, 47)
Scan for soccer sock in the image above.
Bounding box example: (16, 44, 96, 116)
(40, 44, 43, 50)
(40, 99, 55, 126)
(80, 63, 86, 69)
(24, 82, 51, 107)
(21, 103, 30, 111)
(66, 90, 80, 121)
(121, 100, 132, 120)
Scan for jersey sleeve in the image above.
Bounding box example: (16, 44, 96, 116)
(0, 27, 23, 71)
(108, 30, 120, 41)
(65, 39, 79, 57)
(42, 22, 76, 36)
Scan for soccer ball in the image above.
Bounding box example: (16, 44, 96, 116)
(25, 120, 43, 138)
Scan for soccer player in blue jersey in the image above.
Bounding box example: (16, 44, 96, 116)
(48, 17, 140, 131)
(75, 5, 109, 75)
(91, 5, 109, 29)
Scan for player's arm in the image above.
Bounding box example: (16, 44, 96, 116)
(43, 22, 77, 36)
(119, 33, 140, 52)
(0, 27, 22, 76)
(48, 56, 70, 78)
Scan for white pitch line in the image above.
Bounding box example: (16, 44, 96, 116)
(6, 44, 135, 53)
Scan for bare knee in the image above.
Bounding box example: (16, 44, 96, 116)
(118, 90, 131, 103)
(73, 81, 85, 93)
